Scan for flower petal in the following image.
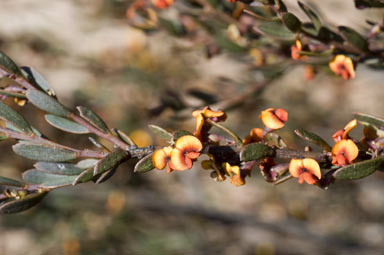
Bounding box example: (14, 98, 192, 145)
(289, 159, 304, 178)
(152, 146, 173, 170)
(175, 135, 203, 152)
(170, 148, 188, 171)
(260, 108, 285, 129)
(302, 158, 321, 179)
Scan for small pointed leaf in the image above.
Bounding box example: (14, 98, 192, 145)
(240, 143, 275, 162)
(0, 176, 24, 187)
(77, 106, 109, 133)
(34, 162, 83, 175)
(13, 142, 78, 162)
(26, 90, 70, 117)
(0, 192, 47, 214)
(148, 125, 173, 144)
(258, 21, 296, 40)
(93, 149, 127, 175)
(20, 67, 56, 96)
(72, 169, 94, 185)
(339, 26, 369, 51)
(95, 167, 117, 184)
(134, 153, 155, 173)
(298, 1, 322, 31)
(295, 129, 332, 151)
(0, 51, 22, 77)
(0, 101, 33, 134)
(282, 12, 302, 32)
(354, 112, 384, 129)
(45, 114, 89, 134)
(333, 157, 384, 180)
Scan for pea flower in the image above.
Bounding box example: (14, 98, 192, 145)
(329, 55, 355, 80)
(332, 119, 357, 142)
(260, 108, 288, 130)
(192, 107, 226, 140)
(171, 135, 203, 171)
(222, 162, 245, 186)
(152, 0, 174, 9)
(289, 158, 321, 185)
(243, 128, 263, 144)
(291, 40, 303, 60)
(332, 139, 359, 166)
(152, 146, 175, 173)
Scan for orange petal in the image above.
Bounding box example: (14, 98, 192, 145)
(230, 174, 245, 186)
(186, 151, 200, 159)
(152, 0, 173, 9)
(343, 119, 357, 139)
(170, 148, 188, 171)
(332, 129, 345, 142)
(289, 159, 304, 178)
(275, 108, 288, 122)
(175, 135, 203, 153)
(332, 139, 359, 165)
(152, 146, 173, 170)
(302, 172, 318, 184)
(194, 113, 204, 138)
(260, 108, 285, 129)
(302, 158, 321, 179)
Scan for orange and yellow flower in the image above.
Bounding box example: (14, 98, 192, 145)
(170, 135, 203, 171)
(329, 55, 355, 80)
(260, 108, 288, 130)
(289, 158, 321, 185)
(243, 128, 263, 144)
(291, 40, 303, 60)
(222, 162, 245, 186)
(331, 139, 358, 166)
(192, 107, 226, 140)
(152, 146, 175, 173)
(332, 119, 357, 142)
(151, 0, 173, 9)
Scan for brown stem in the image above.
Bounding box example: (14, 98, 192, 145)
(276, 149, 330, 163)
(69, 114, 130, 151)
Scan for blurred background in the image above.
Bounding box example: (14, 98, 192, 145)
(0, 0, 383, 254)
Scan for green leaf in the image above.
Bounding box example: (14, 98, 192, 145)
(93, 149, 127, 175)
(159, 18, 185, 36)
(333, 157, 384, 180)
(173, 130, 193, 142)
(23, 169, 77, 188)
(34, 162, 84, 175)
(294, 129, 332, 152)
(45, 114, 89, 134)
(298, 1, 322, 31)
(282, 12, 302, 32)
(0, 176, 24, 187)
(0, 101, 33, 134)
(301, 22, 318, 37)
(77, 106, 109, 133)
(339, 26, 369, 51)
(148, 125, 173, 144)
(215, 34, 247, 53)
(0, 51, 22, 77)
(26, 90, 70, 117)
(317, 26, 344, 43)
(354, 0, 384, 9)
(95, 167, 117, 184)
(265, 133, 287, 148)
(354, 112, 384, 129)
(258, 21, 296, 41)
(72, 169, 94, 185)
(20, 67, 56, 96)
(0, 192, 47, 214)
(240, 143, 275, 162)
(134, 153, 155, 173)
(13, 142, 78, 162)
(247, 6, 279, 21)
(76, 159, 99, 169)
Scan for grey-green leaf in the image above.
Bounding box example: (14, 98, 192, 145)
(282, 12, 302, 32)
(76, 159, 99, 169)
(298, 1, 322, 31)
(0, 176, 24, 187)
(13, 142, 78, 162)
(295, 129, 332, 152)
(240, 143, 276, 162)
(173, 130, 193, 142)
(34, 162, 84, 175)
(0, 101, 33, 134)
(26, 90, 70, 117)
(333, 157, 384, 180)
(148, 124, 173, 144)
(339, 26, 369, 52)
(0, 51, 22, 77)
(354, 112, 384, 129)
(77, 106, 109, 133)
(20, 67, 56, 96)
(23, 169, 77, 188)
(258, 21, 296, 41)
(93, 149, 127, 175)
(72, 169, 94, 185)
(45, 114, 89, 134)
(134, 153, 155, 173)
(0, 192, 47, 214)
